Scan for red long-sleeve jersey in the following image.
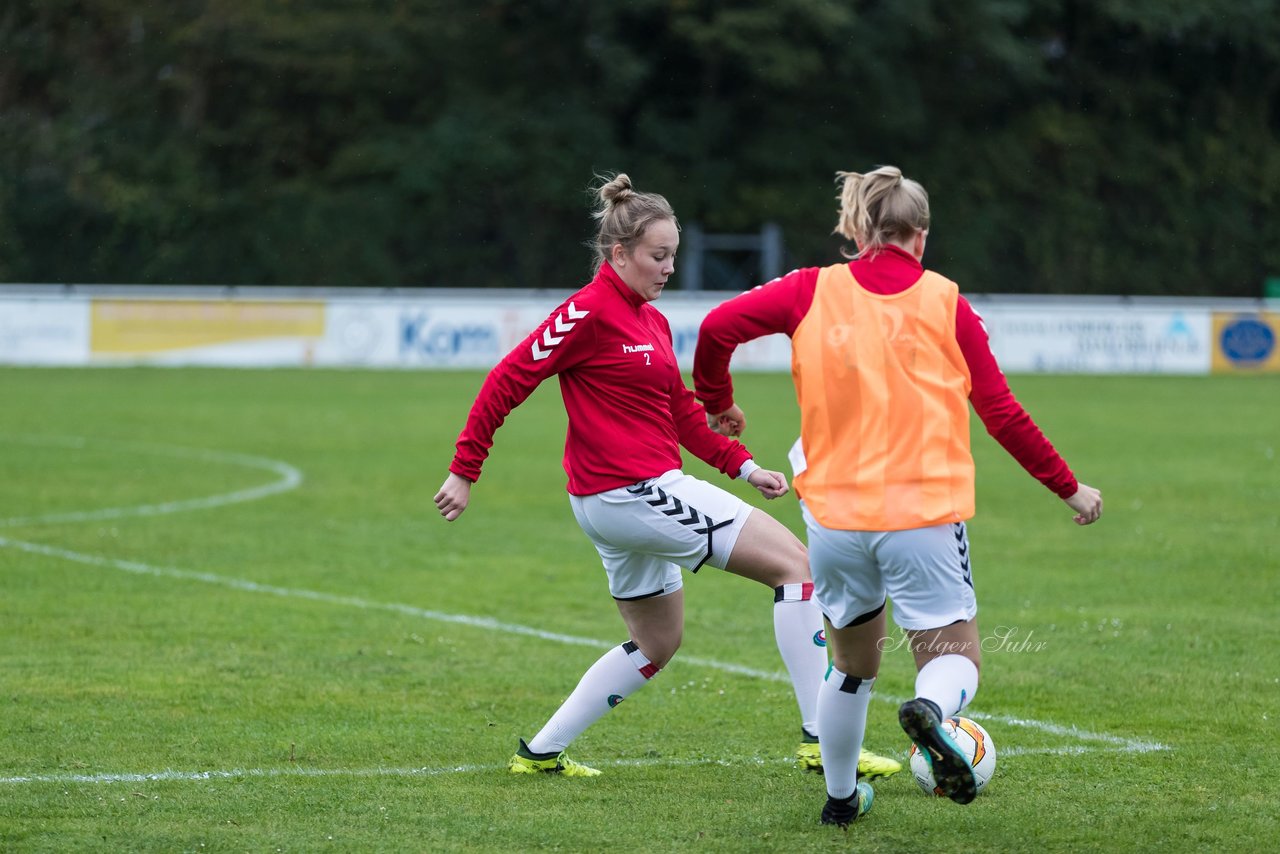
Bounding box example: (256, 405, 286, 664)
(693, 246, 1079, 500)
(450, 263, 752, 495)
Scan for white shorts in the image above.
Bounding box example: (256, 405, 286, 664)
(569, 470, 754, 600)
(801, 501, 977, 631)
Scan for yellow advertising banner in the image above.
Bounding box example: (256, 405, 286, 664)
(91, 299, 326, 355)
(1211, 312, 1280, 373)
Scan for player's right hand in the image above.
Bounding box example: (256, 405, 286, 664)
(434, 472, 473, 521)
(1064, 483, 1102, 526)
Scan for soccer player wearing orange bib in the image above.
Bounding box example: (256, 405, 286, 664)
(694, 166, 1103, 826)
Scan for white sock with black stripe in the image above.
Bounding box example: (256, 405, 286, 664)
(773, 583, 826, 736)
(818, 665, 875, 799)
(526, 641, 656, 755)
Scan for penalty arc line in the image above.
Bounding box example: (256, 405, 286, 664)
(0, 435, 303, 528)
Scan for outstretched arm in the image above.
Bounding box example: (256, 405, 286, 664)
(443, 296, 596, 519)
(955, 298, 1103, 526)
(958, 298, 1081, 499)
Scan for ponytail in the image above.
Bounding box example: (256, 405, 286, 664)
(834, 166, 930, 258)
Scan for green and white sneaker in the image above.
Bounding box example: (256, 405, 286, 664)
(898, 698, 975, 804)
(820, 782, 874, 828)
(508, 738, 601, 777)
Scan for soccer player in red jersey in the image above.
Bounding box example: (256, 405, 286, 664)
(437, 174, 901, 780)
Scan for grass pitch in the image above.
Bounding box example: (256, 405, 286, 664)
(1, 368, 1277, 852)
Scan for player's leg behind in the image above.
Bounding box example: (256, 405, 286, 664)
(721, 507, 828, 753)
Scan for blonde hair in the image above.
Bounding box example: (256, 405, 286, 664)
(589, 173, 677, 270)
(834, 166, 930, 259)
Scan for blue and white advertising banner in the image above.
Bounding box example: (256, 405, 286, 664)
(0, 289, 1265, 375)
(974, 306, 1211, 374)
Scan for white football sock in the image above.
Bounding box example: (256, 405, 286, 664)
(526, 641, 656, 755)
(914, 654, 979, 717)
(773, 584, 827, 735)
(817, 666, 875, 799)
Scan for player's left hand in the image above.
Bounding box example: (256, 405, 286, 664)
(746, 468, 789, 500)
(707, 404, 747, 437)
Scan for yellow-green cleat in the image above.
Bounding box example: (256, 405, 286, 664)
(508, 738, 601, 777)
(857, 749, 903, 782)
(796, 731, 903, 780)
(796, 735, 824, 772)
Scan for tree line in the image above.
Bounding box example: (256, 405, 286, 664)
(2, 0, 1276, 295)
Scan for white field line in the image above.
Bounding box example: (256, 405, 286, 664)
(0, 436, 1169, 789)
(0, 744, 1145, 787)
(0, 435, 302, 527)
(0, 535, 615, 651)
(0, 535, 1170, 759)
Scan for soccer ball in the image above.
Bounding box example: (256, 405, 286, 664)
(908, 716, 996, 796)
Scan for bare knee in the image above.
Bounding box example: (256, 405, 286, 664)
(829, 648, 872, 676)
(724, 510, 811, 587)
(828, 609, 886, 677)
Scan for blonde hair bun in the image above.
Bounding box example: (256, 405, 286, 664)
(598, 173, 635, 207)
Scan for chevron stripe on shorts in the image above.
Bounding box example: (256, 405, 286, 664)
(626, 482, 734, 570)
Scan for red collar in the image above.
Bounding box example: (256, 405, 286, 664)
(598, 262, 649, 308)
(848, 244, 925, 294)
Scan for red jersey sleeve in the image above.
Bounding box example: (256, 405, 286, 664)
(449, 298, 596, 483)
(693, 269, 818, 413)
(652, 313, 752, 478)
(669, 379, 752, 478)
(957, 297, 1079, 499)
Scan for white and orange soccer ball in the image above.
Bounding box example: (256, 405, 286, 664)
(908, 716, 996, 796)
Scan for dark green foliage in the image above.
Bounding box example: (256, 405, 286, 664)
(1, 1, 1276, 293)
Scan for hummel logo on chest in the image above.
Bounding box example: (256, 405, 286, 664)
(622, 343, 654, 354)
(531, 301, 589, 361)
